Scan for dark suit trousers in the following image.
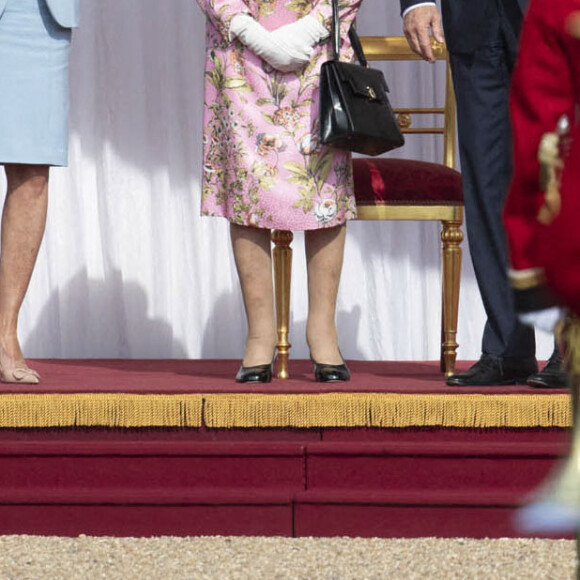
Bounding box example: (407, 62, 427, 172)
(449, 15, 535, 358)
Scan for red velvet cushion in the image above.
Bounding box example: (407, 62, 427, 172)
(353, 158, 463, 206)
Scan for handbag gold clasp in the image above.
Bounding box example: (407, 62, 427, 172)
(366, 86, 377, 100)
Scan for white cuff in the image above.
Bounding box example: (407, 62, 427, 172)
(519, 307, 567, 333)
(402, 2, 437, 19)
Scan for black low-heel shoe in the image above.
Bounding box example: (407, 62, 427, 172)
(235, 363, 273, 383)
(313, 361, 351, 383)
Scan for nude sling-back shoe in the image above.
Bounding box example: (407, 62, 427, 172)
(0, 363, 40, 384)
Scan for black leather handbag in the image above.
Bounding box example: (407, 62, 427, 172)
(319, 0, 404, 156)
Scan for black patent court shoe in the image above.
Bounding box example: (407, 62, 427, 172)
(235, 362, 273, 383)
(313, 361, 351, 383)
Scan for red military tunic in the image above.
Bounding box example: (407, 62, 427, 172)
(504, 0, 580, 314)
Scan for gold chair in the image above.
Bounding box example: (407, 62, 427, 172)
(353, 36, 463, 377)
(272, 36, 463, 379)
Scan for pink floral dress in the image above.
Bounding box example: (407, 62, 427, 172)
(196, 0, 362, 230)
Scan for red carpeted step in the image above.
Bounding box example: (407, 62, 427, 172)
(0, 437, 568, 538)
(0, 439, 565, 495)
(305, 441, 564, 492)
(0, 489, 293, 537)
(293, 489, 536, 539)
(322, 427, 569, 444)
(0, 359, 570, 538)
(0, 487, 564, 538)
(0, 442, 306, 491)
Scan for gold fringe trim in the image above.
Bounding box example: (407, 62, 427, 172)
(203, 393, 571, 429)
(0, 394, 203, 428)
(0, 393, 569, 429)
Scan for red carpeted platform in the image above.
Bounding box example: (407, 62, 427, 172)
(0, 359, 566, 395)
(0, 359, 571, 539)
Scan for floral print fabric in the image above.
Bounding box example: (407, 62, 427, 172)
(197, 0, 362, 230)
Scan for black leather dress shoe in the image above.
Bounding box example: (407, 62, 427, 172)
(313, 361, 351, 382)
(446, 353, 538, 387)
(235, 363, 273, 383)
(527, 348, 568, 389)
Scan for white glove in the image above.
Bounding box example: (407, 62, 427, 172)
(230, 14, 311, 73)
(271, 16, 330, 52)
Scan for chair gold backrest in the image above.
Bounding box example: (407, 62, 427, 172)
(360, 36, 456, 169)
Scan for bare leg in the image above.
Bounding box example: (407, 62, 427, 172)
(230, 223, 277, 367)
(305, 224, 346, 365)
(0, 164, 49, 382)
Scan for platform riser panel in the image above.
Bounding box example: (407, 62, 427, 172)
(294, 504, 534, 539)
(307, 455, 558, 491)
(0, 502, 568, 539)
(0, 435, 567, 538)
(0, 504, 293, 537)
(0, 455, 305, 490)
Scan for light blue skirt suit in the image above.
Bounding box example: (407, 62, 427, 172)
(0, 0, 80, 166)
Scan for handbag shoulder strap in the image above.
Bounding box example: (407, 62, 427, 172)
(348, 26, 368, 67)
(330, 0, 368, 67)
(331, 0, 340, 60)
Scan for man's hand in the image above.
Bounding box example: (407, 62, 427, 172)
(403, 5, 444, 63)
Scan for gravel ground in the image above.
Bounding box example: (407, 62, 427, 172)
(0, 536, 575, 580)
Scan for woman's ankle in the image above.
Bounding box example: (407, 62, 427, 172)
(307, 332, 343, 365)
(242, 333, 278, 367)
(0, 332, 24, 365)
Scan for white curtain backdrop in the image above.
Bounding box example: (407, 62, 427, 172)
(0, 0, 553, 361)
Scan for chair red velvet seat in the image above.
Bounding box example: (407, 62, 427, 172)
(353, 158, 463, 205)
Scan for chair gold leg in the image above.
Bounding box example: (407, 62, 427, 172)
(272, 230, 293, 379)
(441, 218, 463, 376)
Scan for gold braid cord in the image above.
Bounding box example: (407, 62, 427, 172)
(537, 131, 563, 226)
